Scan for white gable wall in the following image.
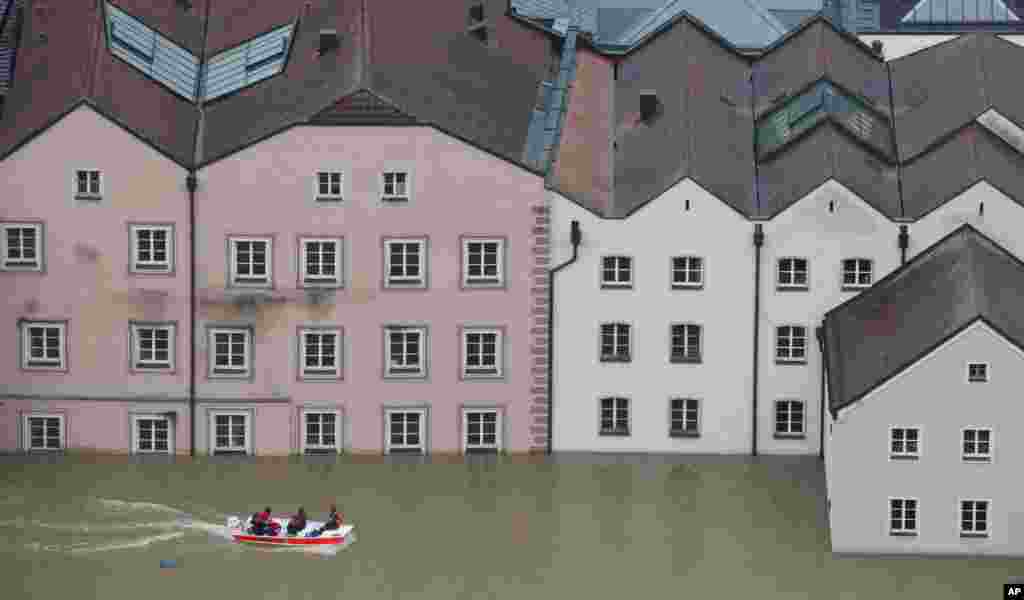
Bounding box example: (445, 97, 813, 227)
(908, 181, 1024, 261)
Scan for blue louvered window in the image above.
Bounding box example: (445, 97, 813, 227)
(106, 3, 199, 101)
(202, 23, 294, 102)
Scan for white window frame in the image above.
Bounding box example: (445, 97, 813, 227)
(774, 399, 805, 438)
(967, 362, 989, 383)
(669, 398, 700, 437)
(384, 326, 426, 378)
(889, 426, 921, 460)
(129, 225, 173, 274)
(132, 415, 174, 454)
(299, 328, 342, 380)
(775, 325, 808, 363)
(130, 323, 175, 371)
(229, 236, 272, 287)
(961, 427, 993, 462)
(669, 323, 702, 363)
(313, 170, 344, 202)
(22, 413, 65, 451)
(600, 255, 633, 288)
(299, 237, 343, 288)
(1, 222, 43, 272)
(384, 238, 427, 288)
(671, 255, 704, 289)
(208, 327, 252, 378)
(841, 257, 873, 290)
(599, 322, 631, 362)
(73, 168, 103, 199)
(777, 257, 809, 290)
(209, 411, 251, 455)
(385, 409, 426, 454)
(959, 499, 991, 538)
(462, 238, 505, 287)
(301, 410, 341, 454)
(889, 497, 919, 536)
(463, 408, 502, 453)
(598, 397, 630, 436)
(21, 321, 66, 371)
(381, 171, 411, 202)
(462, 328, 503, 378)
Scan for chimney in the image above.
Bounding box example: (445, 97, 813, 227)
(318, 29, 339, 55)
(639, 91, 662, 124)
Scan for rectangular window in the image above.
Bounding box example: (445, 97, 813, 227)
(1, 223, 42, 271)
(133, 416, 172, 454)
(21, 321, 66, 371)
(211, 412, 249, 454)
(669, 398, 700, 437)
(671, 256, 703, 289)
(385, 327, 426, 377)
(599, 397, 629, 436)
(303, 411, 340, 454)
(967, 362, 989, 383)
(130, 225, 173, 273)
(382, 171, 410, 202)
(600, 323, 631, 362)
(75, 169, 102, 199)
(229, 237, 272, 287)
(315, 171, 343, 201)
(960, 500, 989, 538)
(841, 258, 872, 289)
(777, 257, 809, 289)
(464, 409, 501, 453)
(774, 400, 804, 438)
(23, 414, 64, 451)
(209, 328, 251, 378)
(462, 328, 503, 378)
(776, 325, 807, 363)
(299, 237, 342, 287)
(962, 428, 992, 462)
(462, 239, 504, 287)
(299, 329, 342, 379)
(384, 239, 426, 288)
(670, 323, 702, 363)
(890, 427, 920, 459)
(130, 323, 175, 371)
(601, 256, 633, 288)
(889, 498, 918, 536)
(386, 410, 425, 454)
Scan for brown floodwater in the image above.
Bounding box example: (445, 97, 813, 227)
(0, 453, 1019, 599)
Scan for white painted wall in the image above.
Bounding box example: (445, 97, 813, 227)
(908, 181, 1024, 261)
(759, 181, 902, 455)
(827, 320, 1024, 556)
(550, 180, 755, 453)
(857, 34, 1024, 61)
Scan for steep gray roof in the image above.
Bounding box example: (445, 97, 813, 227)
(822, 224, 1024, 415)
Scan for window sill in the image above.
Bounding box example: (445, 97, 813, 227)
(384, 280, 426, 289)
(230, 280, 272, 288)
(25, 448, 65, 453)
(1, 263, 42, 272)
(384, 372, 426, 380)
(669, 431, 700, 438)
(967, 378, 988, 383)
(776, 285, 809, 292)
(773, 433, 805, 440)
(962, 456, 992, 463)
(303, 448, 338, 455)
(599, 431, 631, 437)
(212, 449, 249, 456)
(959, 532, 989, 539)
(670, 283, 703, 290)
(464, 447, 499, 455)
(209, 371, 251, 379)
(600, 284, 633, 290)
(889, 454, 919, 461)
(841, 285, 870, 292)
(300, 372, 342, 381)
(463, 371, 503, 379)
(600, 357, 632, 363)
(22, 364, 67, 372)
(315, 197, 344, 203)
(74, 194, 103, 202)
(381, 197, 409, 203)
(300, 280, 342, 289)
(775, 359, 807, 365)
(889, 531, 917, 537)
(387, 448, 425, 455)
(463, 280, 504, 288)
(670, 356, 702, 364)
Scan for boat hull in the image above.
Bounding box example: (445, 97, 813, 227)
(227, 516, 354, 547)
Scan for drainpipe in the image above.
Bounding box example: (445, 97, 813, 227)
(186, 172, 197, 456)
(752, 223, 764, 456)
(898, 224, 908, 265)
(816, 326, 826, 460)
(547, 220, 581, 454)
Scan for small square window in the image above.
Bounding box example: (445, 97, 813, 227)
(774, 400, 804, 438)
(1, 223, 43, 271)
(464, 409, 501, 453)
(775, 325, 807, 363)
(133, 416, 173, 454)
(130, 225, 173, 273)
(315, 171, 343, 201)
(599, 323, 631, 362)
(962, 428, 992, 462)
(211, 412, 250, 455)
(671, 256, 703, 289)
(229, 237, 272, 287)
(21, 321, 66, 371)
(23, 414, 65, 451)
(601, 256, 633, 288)
(462, 238, 504, 287)
(208, 328, 251, 378)
(960, 500, 990, 538)
(890, 427, 920, 459)
(382, 171, 410, 202)
(841, 258, 873, 290)
(303, 411, 340, 454)
(599, 397, 629, 436)
(385, 327, 427, 378)
(669, 398, 700, 437)
(386, 409, 425, 454)
(299, 237, 342, 287)
(384, 238, 427, 288)
(131, 323, 175, 371)
(74, 169, 102, 199)
(462, 328, 503, 378)
(777, 257, 809, 290)
(967, 362, 988, 383)
(669, 323, 702, 363)
(299, 328, 342, 379)
(889, 498, 918, 536)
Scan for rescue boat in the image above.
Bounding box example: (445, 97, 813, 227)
(226, 515, 356, 547)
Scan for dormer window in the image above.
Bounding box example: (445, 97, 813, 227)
(203, 22, 294, 102)
(105, 3, 199, 101)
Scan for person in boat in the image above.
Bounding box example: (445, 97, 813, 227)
(251, 506, 281, 536)
(316, 504, 342, 534)
(286, 506, 308, 536)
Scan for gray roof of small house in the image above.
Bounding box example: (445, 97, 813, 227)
(823, 224, 1024, 415)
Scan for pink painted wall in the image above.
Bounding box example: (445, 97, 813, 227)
(196, 126, 545, 453)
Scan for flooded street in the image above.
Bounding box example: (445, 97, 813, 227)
(1, 454, 1018, 599)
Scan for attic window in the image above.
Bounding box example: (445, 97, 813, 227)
(318, 29, 339, 55)
(639, 92, 661, 124)
(105, 3, 199, 101)
(967, 362, 989, 383)
(203, 22, 294, 102)
(110, 21, 155, 63)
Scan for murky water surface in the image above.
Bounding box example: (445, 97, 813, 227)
(0, 454, 1018, 599)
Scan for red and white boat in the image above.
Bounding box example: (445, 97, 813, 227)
(226, 515, 356, 547)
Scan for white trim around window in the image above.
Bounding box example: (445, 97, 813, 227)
(383, 237, 427, 288)
(773, 399, 805, 438)
(461, 237, 505, 288)
(208, 327, 252, 379)
(298, 327, 343, 380)
(20, 321, 67, 371)
(129, 322, 176, 373)
(209, 411, 252, 455)
(1, 222, 44, 272)
(463, 408, 502, 453)
(889, 426, 921, 460)
(383, 325, 427, 378)
(961, 427, 993, 462)
(22, 413, 65, 451)
(228, 236, 273, 287)
(966, 362, 989, 383)
(131, 414, 174, 454)
(461, 327, 504, 379)
(669, 398, 700, 438)
(381, 171, 411, 202)
(775, 325, 808, 364)
(777, 257, 809, 290)
(889, 497, 919, 537)
(73, 168, 103, 200)
(599, 322, 631, 363)
(959, 499, 991, 539)
(129, 224, 174, 274)
(598, 397, 630, 436)
(301, 409, 341, 454)
(313, 170, 344, 202)
(298, 236, 343, 288)
(385, 408, 427, 454)
(670, 255, 704, 289)
(600, 255, 633, 288)
(841, 257, 873, 290)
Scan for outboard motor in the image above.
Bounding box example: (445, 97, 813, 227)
(226, 516, 241, 530)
